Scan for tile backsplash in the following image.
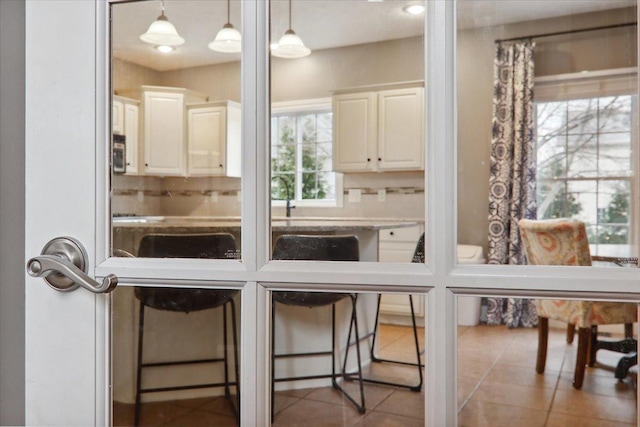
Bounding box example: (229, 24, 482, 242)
(112, 171, 424, 219)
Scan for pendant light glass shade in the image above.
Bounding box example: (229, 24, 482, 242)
(139, 2, 185, 47)
(271, 0, 311, 59)
(208, 0, 241, 53)
(272, 30, 310, 58)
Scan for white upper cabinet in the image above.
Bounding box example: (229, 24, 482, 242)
(112, 99, 124, 135)
(333, 92, 377, 172)
(141, 86, 208, 176)
(377, 87, 424, 170)
(187, 101, 241, 177)
(113, 95, 140, 175)
(123, 102, 140, 175)
(333, 85, 424, 173)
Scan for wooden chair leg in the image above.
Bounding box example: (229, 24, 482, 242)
(573, 327, 590, 389)
(536, 317, 548, 374)
(587, 325, 597, 367)
(625, 323, 633, 339)
(566, 323, 575, 344)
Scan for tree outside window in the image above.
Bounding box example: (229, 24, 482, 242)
(271, 112, 336, 203)
(536, 95, 636, 246)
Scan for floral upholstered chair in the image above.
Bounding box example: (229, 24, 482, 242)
(518, 218, 637, 389)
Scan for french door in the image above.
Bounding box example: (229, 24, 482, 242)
(24, 1, 640, 426)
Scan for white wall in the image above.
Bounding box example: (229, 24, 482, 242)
(0, 1, 25, 425)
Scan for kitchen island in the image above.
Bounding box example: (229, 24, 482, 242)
(111, 216, 424, 405)
(113, 216, 423, 261)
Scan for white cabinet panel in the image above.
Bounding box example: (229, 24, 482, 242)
(144, 91, 185, 176)
(333, 86, 424, 173)
(333, 92, 376, 172)
(378, 88, 424, 170)
(188, 106, 225, 176)
(123, 103, 139, 175)
(187, 102, 241, 177)
(378, 225, 425, 319)
(112, 100, 124, 135)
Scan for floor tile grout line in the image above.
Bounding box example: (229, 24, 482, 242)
(457, 325, 521, 413)
(542, 339, 570, 427)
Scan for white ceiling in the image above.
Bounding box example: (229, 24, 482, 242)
(111, 0, 636, 72)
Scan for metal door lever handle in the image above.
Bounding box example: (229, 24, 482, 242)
(27, 255, 117, 293)
(26, 236, 118, 293)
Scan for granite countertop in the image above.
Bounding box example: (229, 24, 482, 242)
(112, 216, 423, 231)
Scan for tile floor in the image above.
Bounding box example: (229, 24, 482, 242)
(114, 324, 637, 426)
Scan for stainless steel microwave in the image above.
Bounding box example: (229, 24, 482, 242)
(113, 134, 126, 174)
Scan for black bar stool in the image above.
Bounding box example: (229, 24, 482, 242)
(351, 233, 425, 391)
(133, 233, 240, 426)
(271, 234, 366, 421)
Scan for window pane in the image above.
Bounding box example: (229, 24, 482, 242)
(599, 96, 632, 132)
(566, 134, 598, 178)
(301, 143, 317, 171)
(272, 291, 425, 425)
(113, 285, 242, 427)
(567, 180, 597, 225)
(270, 0, 425, 260)
(319, 172, 336, 200)
(599, 132, 632, 177)
(567, 98, 598, 134)
(301, 115, 317, 144)
(317, 113, 333, 142)
(459, 296, 638, 426)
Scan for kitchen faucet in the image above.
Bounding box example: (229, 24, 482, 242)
(271, 175, 295, 218)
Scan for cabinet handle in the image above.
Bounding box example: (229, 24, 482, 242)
(378, 157, 382, 161)
(367, 158, 371, 162)
(390, 231, 395, 236)
(145, 163, 148, 167)
(219, 164, 223, 167)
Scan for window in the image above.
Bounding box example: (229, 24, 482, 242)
(535, 76, 638, 249)
(271, 99, 341, 207)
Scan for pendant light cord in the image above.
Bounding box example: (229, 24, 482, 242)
(288, 0, 292, 31)
(227, 0, 231, 24)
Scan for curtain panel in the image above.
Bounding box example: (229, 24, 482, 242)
(485, 41, 538, 328)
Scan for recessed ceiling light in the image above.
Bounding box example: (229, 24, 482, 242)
(403, 4, 425, 15)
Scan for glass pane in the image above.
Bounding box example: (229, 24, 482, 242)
(272, 290, 425, 425)
(110, 0, 243, 259)
(460, 296, 638, 426)
(113, 285, 241, 427)
(599, 96, 633, 132)
(110, 1, 244, 423)
(567, 98, 599, 134)
(457, 0, 638, 268)
(599, 132, 632, 177)
(567, 134, 598, 178)
(270, 0, 425, 259)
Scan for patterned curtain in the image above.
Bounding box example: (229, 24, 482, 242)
(485, 41, 538, 328)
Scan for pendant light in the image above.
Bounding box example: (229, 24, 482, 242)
(139, 0, 185, 52)
(271, 0, 311, 59)
(208, 0, 242, 53)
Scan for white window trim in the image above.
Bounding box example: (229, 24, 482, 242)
(271, 97, 344, 208)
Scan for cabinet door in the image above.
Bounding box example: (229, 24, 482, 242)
(112, 100, 124, 135)
(377, 88, 424, 171)
(143, 91, 185, 175)
(333, 92, 376, 172)
(124, 103, 139, 175)
(187, 106, 225, 176)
